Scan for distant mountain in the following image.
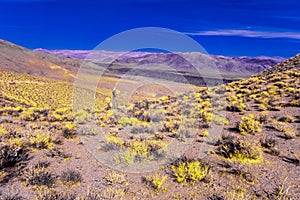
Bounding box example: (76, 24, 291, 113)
(35, 48, 285, 77)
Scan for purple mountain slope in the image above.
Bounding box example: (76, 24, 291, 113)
(35, 49, 285, 76)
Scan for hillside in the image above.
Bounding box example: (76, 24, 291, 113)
(0, 49, 299, 199)
(0, 40, 82, 81)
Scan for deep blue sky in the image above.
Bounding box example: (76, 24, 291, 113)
(1, 0, 300, 57)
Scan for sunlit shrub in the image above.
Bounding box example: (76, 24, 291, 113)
(171, 160, 209, 183)
(238, 114, 261, 135)
(217, 136, 262, 163)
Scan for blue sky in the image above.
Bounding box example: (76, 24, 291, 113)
(1, 0, 300, 57)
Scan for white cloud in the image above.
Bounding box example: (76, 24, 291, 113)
(185, 29, 300, 40)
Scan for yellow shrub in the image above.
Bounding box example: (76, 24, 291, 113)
(239, 114, 261, 135)
(171, 160, 209, 183)
(29, 132, 53, 149)
(171, 162, 186, 183)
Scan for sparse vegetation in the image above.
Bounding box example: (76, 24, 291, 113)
(0, 46, 299, 199)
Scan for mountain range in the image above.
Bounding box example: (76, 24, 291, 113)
(36, 48, 284, 77)
(0, 39, 286, 86)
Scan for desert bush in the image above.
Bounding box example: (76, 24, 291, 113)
(207, 194, 225, 200)
(272, 177, 291, 200)
(36, 189, 77, 200)
(162, 121, 180, 133)
(106, 136, 125, 148)
(226, 187, 248, 200)
(278, 114, 294, 123)
(171, 162, 186, 183)
(117, 117, 139, 127)
(60, 170, 82, 186)
(212, 114, 229, 126)
(34, 161, 50, 169)
(130, 123, 154, 134)
(272, 121, 297, 139)
(259, 111, 269, 124)
(144, 174, 167, 190)
(0, 145, 29, 170)
(29, 132, 54, 149)
(149, 108, 166, 122)
(200, 129, 209, 137)
(23, 166, 56, 187)
(114, 139, 167, 164)
(62, 128, 76, 139)
(226, 94, 246, 112)
(101, 187, 125, 200)
(217, 136, 262, 163)
(74, 109, 91, 124)
(238, 114, 261, 135)
(20, 108, 37, 121)
(78, 188, 102, 200)
(104, 171, 126, 185)
(61, 122, 77, 139)
(260, 136, 276, 148)
(79, 187, 125, 200)
(45, 147, 69, 159)
(171, 159, 209, 183)
(0, 191, 23, 200)
(260, 137, 280, 156)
